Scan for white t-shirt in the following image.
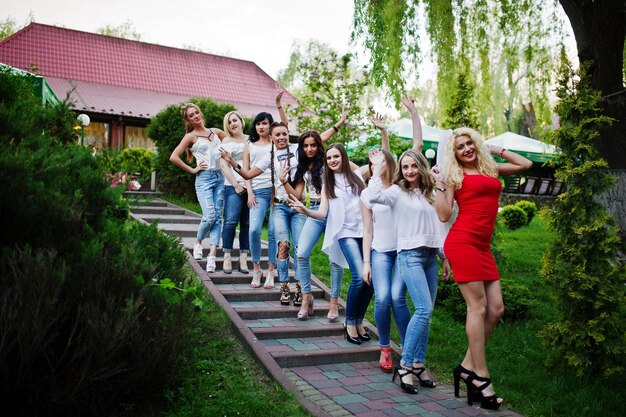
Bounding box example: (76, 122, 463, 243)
(247, 141, 273, 189)
(366, 176, 446, 252)
(361, 186, 397, 252)
(220, 140, 245, 186)
(304, 170, 323, 200)
(254, 143, 299, 201)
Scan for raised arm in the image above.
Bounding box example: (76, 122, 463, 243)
(401, 97, 423, 153)
(361, 202, 373, 285)
(369, 113, 389, 151)
(365, 149, 398, 206)
(489, 145, 533, 176)
(275, 89, 289, 126)
(320, 110, 349, 143)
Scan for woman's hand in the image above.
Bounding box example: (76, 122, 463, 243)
(194, 161, 208, 174)
(442, 259, 452, 281)
(247, 191, 258, 208)
(219, 147, 235, 165)
(362, 262, 372, 285)
(278, 160, 289, 185)
(369, 113, 387, 131)
(275, 88, 284, 106)
(235, 185, 246, 195)
(368, 148, 384, 166)
(288, 194, 306, 214)
(431, 165, 444, 183)
(401, 97, 417, 114)
(487, 144, 503, 155)
(338, 110, 349, 125)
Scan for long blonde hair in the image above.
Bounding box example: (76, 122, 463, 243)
(442, 127, 498, 189)
(181, 103, 205, 163)
(393, 150, 435, 204)
(223, 111, 246, 137)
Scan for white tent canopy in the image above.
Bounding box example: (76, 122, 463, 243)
(486, 132, 557, 154)
(388, 118, 449, 142)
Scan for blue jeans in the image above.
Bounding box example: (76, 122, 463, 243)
(398, 247, 439, 366)
(221, 185, 250, 253)
(371, 249, 410, 347)
(249, 187, 276, 265)
(296, 203, 343, 296)
(339, 237, 374, 326)
(273, 203, 306, 283)
(195, 169, 224, 245)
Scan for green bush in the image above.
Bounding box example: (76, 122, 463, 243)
(0, 68, 207, 415)
(96, 148, 155, 183)
(499, 205, 527, 230)
(515, 200, 537, 225)
(501, 281, 536, 322)
(147, 98, 236, 196)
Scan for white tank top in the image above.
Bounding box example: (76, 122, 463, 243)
(221, 140, 245, 186)
(248, 141, 273, 189)
(189, 130, 221, 171)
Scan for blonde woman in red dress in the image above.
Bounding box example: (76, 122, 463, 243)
(431, 127, 531, 410)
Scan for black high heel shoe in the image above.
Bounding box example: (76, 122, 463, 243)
(343, 323, 361, 345)
(413, 366, 436, 388)
(391, 366, 418, 394)
(453, 364, 481, 402)
(358, 331, 371, 342)
(467, 374, 502, 410)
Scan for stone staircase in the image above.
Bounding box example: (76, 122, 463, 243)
(129, 197, 511, 417)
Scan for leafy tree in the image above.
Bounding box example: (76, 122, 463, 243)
(0, 17, 18, 40)
(442, 66, 480, 129)
(97, 19, 142, 40)
(540, 59, 625, 378)
(352, 0, 625, 166)
(146, 97, 234, 196)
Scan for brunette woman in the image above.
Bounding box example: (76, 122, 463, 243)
(289, 144, 373, 344)
(432, 128, 531, 409)
(169, 103, 226, 272)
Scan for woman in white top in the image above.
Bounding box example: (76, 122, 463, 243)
(366, 148, 449, 395)
(219, 111, 253, 273)
(289, 143, 373, 345)
(169, 103, 226, 272)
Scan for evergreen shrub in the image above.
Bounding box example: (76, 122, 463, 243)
(515, 200, 537, 225)
(499, 205, 527, 230)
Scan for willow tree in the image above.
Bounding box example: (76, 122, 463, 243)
(352, 0, 625, 166)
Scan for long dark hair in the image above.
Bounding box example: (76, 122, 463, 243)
(269, 121, 289, 206)
(293, 131, 324, 195)
(323, 143, 364, 199)
(248, 112, 274, 143)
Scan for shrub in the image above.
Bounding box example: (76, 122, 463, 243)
(147, 98, 236, 196)
(541, 62, 625, 377)
(515, 200, 537, 225)
(501, 281, 535, 322)
(499, 205, 527, 230)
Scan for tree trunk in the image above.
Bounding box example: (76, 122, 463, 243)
(520, 102, 539, 139)
(560, 0, 625, 168)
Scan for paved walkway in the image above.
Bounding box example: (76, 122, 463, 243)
(130, 197, 523, 417)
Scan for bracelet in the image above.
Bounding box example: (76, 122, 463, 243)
(234, 163, 242, 173)
(332, 125, 339, 133)
(277, 106, 283, 109)
(281, 180, 288, 185)
(500, 148, 506, 158)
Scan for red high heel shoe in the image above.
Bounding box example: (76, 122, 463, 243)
(379, 347, 393, 373)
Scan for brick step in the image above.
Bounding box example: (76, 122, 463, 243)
(128, 199, 167, 207)
(232, 300, 338, 320)
(218, 284, 325, 301)
(200, 258, 281, 272)
(132, 206, 186, 216)
(180, 238, 268, 257)
(266, 335, 380, 367)
(156, 223, 198, 237)
(250, 320, 344, 339)
(140, 214, 200, 224)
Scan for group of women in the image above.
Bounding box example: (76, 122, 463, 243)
(170, 93, 532, 410)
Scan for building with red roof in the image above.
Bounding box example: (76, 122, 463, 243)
(0, 22, 297, 150)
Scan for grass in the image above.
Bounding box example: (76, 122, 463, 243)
(153, 194, 625, 417)
(134, 194, 311, 417)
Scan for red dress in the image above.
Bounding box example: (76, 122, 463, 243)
(444, 174, 502, 282)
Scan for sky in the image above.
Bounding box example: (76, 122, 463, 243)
(3, 0, 357, 79)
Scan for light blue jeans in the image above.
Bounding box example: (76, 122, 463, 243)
(195, 169, 224, 245)
(221, 185, 250, 253)
(398, 247, 439, 367)
(249, 187, 276, 265)
(371, 249, 410, 347)
(296, 202, 343, 296)
(339, 237, 374, 326)
(273, 203, 306, 283)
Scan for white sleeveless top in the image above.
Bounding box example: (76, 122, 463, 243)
(189, 130, 221, 171)
(304, 171, 323, 200)
(247, 141, 273, 189)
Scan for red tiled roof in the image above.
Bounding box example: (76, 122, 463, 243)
(0, 23, 296, 118)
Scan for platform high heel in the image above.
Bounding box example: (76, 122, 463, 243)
(467, 374, 503, 410)
(343, 323, 361, 345)
(453, 364, 481, 402)
(391, 365, 418, 394)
